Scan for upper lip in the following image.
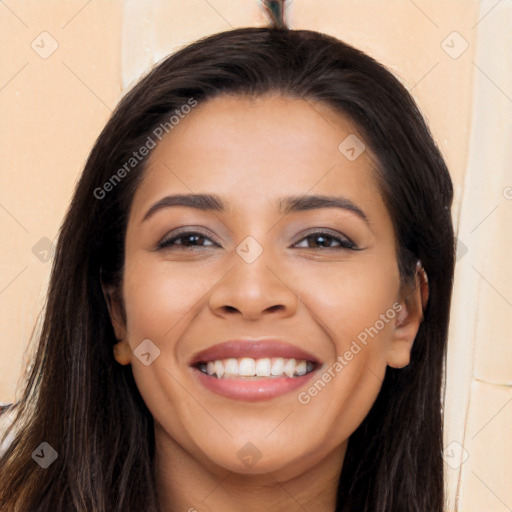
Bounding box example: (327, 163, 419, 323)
(189, 339, 321, 365)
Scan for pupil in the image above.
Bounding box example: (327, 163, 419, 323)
(311, 235, 330, 247)
(185, 235, 202, 246)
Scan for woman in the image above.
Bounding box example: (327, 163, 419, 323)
(0, 16, 455, 512)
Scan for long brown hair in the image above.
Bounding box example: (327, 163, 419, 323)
(0, 27, 455, 511)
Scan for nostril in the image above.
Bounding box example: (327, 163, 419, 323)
(265, 304, 284, 313)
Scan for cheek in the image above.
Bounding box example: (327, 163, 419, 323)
(293, 256, 400, 357)
(120, 258, 212, 448)
(290, 256, 399, 425)
(122, 257, 212, 343)
(120, 257, 208, 403)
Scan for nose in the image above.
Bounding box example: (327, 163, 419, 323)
(208, 249, 299, 321)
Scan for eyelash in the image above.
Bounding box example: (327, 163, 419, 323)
(157, 229, 359, 251)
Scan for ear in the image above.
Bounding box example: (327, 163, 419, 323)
(386, 262, 429, 369)
(101, 276, 132, 366)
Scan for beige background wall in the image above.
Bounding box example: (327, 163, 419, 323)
(1, 1, 511, 510)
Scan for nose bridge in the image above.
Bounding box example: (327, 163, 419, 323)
(208, 235, 298, 319)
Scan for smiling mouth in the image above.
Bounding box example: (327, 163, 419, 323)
(195, 357, 317, 379)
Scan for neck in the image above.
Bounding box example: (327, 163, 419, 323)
(153, 422, 345, 512)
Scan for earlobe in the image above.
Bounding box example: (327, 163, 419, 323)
(387, 263, 429, 369)
(113, 340, 132, 366)
(100, 273, 131, 364)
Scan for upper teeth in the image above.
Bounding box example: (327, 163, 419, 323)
(200, 357, 313, 379)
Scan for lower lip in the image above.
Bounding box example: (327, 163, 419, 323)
(192, 368, 317, 402)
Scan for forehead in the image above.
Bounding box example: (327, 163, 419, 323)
(131, 94, 384, 220)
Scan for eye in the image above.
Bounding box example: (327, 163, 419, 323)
(156, 228, 358, 251)
(157, 229, 219, 250)
(293, 230, 359, 250)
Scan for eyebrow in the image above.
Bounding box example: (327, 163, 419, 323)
(141, 193, 368, 223)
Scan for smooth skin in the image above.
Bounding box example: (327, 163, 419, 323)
(106, 94, 426, 512)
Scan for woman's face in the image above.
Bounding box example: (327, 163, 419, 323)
(109, 94, 421, 480)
